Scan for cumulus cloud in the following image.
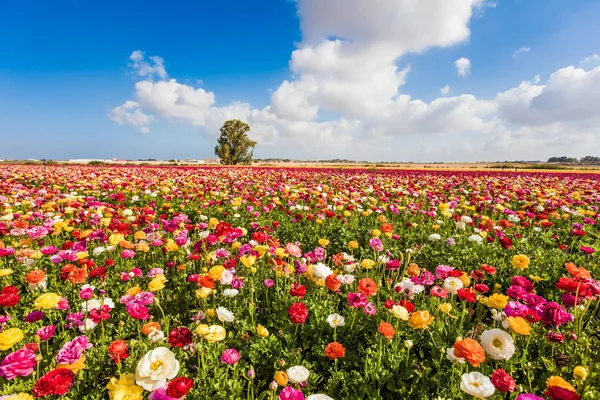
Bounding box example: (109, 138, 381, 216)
(580, 54, 600, 66)
(108, 1, 600, 161)
(513, 47, 531, 57)
(455, 57, 471, 76)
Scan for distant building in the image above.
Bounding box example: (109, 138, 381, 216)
(203, 158, 219, 164)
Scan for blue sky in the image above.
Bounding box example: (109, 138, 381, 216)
(1, 0, 600, 162)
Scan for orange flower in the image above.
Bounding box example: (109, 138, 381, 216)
(119, 240, 135, 250)
(565, 262, 591, 279)
(378, 321, 395, 340)
(325, 274, 341, 291)
(274, 371, 288, 387)
(141, 322, 161, 335)
(324, 342, 345, 360)
(358, 278, 378, 297)
(198, 275, 215, 289)
(407, 263, 421, 277)
(67, 268, 88, 284)
(453, 338, 486, 367)
(380, 223, 394, 234)
(25, 270, 46, 284)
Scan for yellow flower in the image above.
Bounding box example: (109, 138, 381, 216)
(407, 311, 434, 330)
(432, 224, 440, 230)
(231, 242, 242, 249)
(208, 217, 219, 228)
(148, 274, 167, 292)
(164, 239, 179, 252)
(0, 268, 14, 277)
(106, 373, 144, 400)
(240, 255, 257, 267)
(135, 242, 150, 252)
(256, 324, 270, 337)
(274, 248, 286, 258)
(360, 259, 375, 269)
(506, 316, 531, 335)
(343, 210, 351, 217)
(438, 303, 453, 314)
(318, 238, 330, 247)
(208, 265, 225, 280)
(389, 305, 409, 320)
(0, 328, 24, 351)
(3, 394, 34, 400)
(126, 286, 142, 297)
(348, 241, 359, 249)
(195, 324, 226, 343)
(529, 275, 543, 283)
(512, 254, 530, 270)
(57, 355, 86, 373)
(195, 287, 213, 299)
(546, 376, 576, 392)
(109, 233, 125, 246)
(458, 273, 471, 287)
(76, 251, 89, 260)
(486, 293, 509, 309)
(206, 309, 215, 318)
(274, 371, 288, 387)
(371, 229, 381, 237)
(573, 366, 588, 381)
(134, 231, 147, 240)
(34, 293, 61, 309)
(254, 245, 268, 258)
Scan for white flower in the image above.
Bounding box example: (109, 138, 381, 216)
(344, 263, 356, 273)
(222, 289, 239, 298)
(468, 234, 483, 244)
(92, 246, 106, 255)
(480, 329, 515, 360)
(148, 329, 165, 343)
(81, 297, 115, 312)
(326, 313, 345, 328)
(79, 318, 98, 333)
(216, 306, 235, 323)
(533, 227, 541, 232)
(456, 221, 466, 230)
(460, 216, 473, 223)
(337, 275, 355, 285)
(508, 214, 520, 223)
(135, 347, 180, 391)
(446, 347, 466, 364)
(312, 263, 333, 280)
(443, 277, 464, 295)
(404, 340, 413, 349)
(286, 365, 310, 384)
(428, 234, 441, 241)
(394, 278, 425, 294)
(122, 209, 133, 217)
(306, 395, 334, 400)
(459, 372, 495, 398)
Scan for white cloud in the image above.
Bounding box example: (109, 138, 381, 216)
(580, 54, 600, 66)
(440, 85, 451, 95)
(108, 101, 153, 134)
(129, 50, 167, 80)
(455, 57, 471, 76)
(512, 47, 531, 57)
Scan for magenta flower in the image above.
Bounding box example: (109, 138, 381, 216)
(279, 386, 305, 400)
(125, 302, 150, 320)
(220, 349, 241, 365)
(0, 348, 37, 380)
(580, 246, 595, 254)
(37, 325, 57, 341)
(56, 336, 93, 364)
(134, 292, 155, 305)
(347, 292, 368, 308)
(24, 311, 44, 323)
(435, 265, 454, 280)
(120, 249, 136, 259)
(148, 387, 177, 400)
(538, 302, 574, 327)
(369, 237, 384, 252)
(40, 245, 59, 255)
(263, 279, 275, 288)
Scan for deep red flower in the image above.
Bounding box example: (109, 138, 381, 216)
(290, 283, 307, 298)
(447, 269, 464, 278)
(89, 305, 111, 324)
(457, 288, 477, 303)
(474, 283, 489, 294)
(288, 302, 309, 324)
(167, 377, 194, 398)
(0, 285, 20, 307)
(490, 369, 516, 392)
(499, 237, 513, 249)
(168, 327, 193, 348)
(545, 386, 580, 400)
(33, 369, 75, 397)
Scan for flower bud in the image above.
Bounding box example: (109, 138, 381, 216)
(269, 381, 278, 391)
(573, 366, 588, 381)
(404, 340, 413, 350)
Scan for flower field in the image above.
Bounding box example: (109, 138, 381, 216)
(0, 165, 599, 400)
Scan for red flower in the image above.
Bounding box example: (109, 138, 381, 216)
(89, 266, 107, 279)
(33, 368, 75, 397)
(397, 300, 415, 313)
(288, 302, 309, 324)
(289, 283, 307, 298)
(499, 237, 513, 249)
(0, 285, 20, 307)
(457, 288, 477, 303)
(545, 386, 580, 400)
(167, 377, 194, 398)
(108, 339, 129, 364)
(89, 305, 111, 324)
(447, 269, 464, 278)
(168, 327, 193, 348)
(490, 369, 516, 393)
(473, 283, 489, 294)
(481, 264, 497, 275)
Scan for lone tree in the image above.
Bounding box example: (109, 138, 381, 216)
(214, 119, 256, 165)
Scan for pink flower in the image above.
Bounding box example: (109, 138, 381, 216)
(580, 246, 595, 254)
(37, 325, 57, 341)
(363, 302, 377, 315)
(79, 287, 94, 300)
(56, 336, 93, 364)
(285, 243, 302, 258)
(347, 292, 368, 308)
(220, 349, 241, 365)
(126, 302, 150, 320)
(0, 348, 37, 380)
(539, 302, 574, 327)
(40, 246, 59, 255)
(134, 292, 155, 306)
(369, 237, 384, 252)
(120, 249, 136, 259)
(263, 279, 275, 288)
(435, 265, 454, 280)
(279, 386, 305, 400)
(56, 297, 70, 311)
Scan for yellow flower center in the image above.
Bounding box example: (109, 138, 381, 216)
(150, 360, 163, 371)
(492, 338, 502, 348)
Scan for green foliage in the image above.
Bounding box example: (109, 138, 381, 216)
(214, 119, 256, 165)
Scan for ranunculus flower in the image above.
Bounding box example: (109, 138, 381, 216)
(378, 321, 395, 340)
(0, 348, 37, 380)
(460, 372, 495, 398)
(220, 348, 241, 365)
(286, 365, 310, 384)
(454, 338, 486, 367)
(33, 368, 75, 397)
(56, 336, 93, 365)
(288, 302, 308, 324)
(135, 347, 180, 391)
(407, 310, 434, 329)
(0, 328, 24, 351)
(167, 376, 194, 398)
(480, 329, 515, 360)
(491, 369, 516, 392)
(168, 327, 193, 348)
(324, 342, 345, 360)
(195, 324, 226, 343)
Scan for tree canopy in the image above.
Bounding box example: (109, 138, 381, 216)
(214, 119, 256, 165)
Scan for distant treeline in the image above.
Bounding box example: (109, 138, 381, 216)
(548, 156, 600, 164)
